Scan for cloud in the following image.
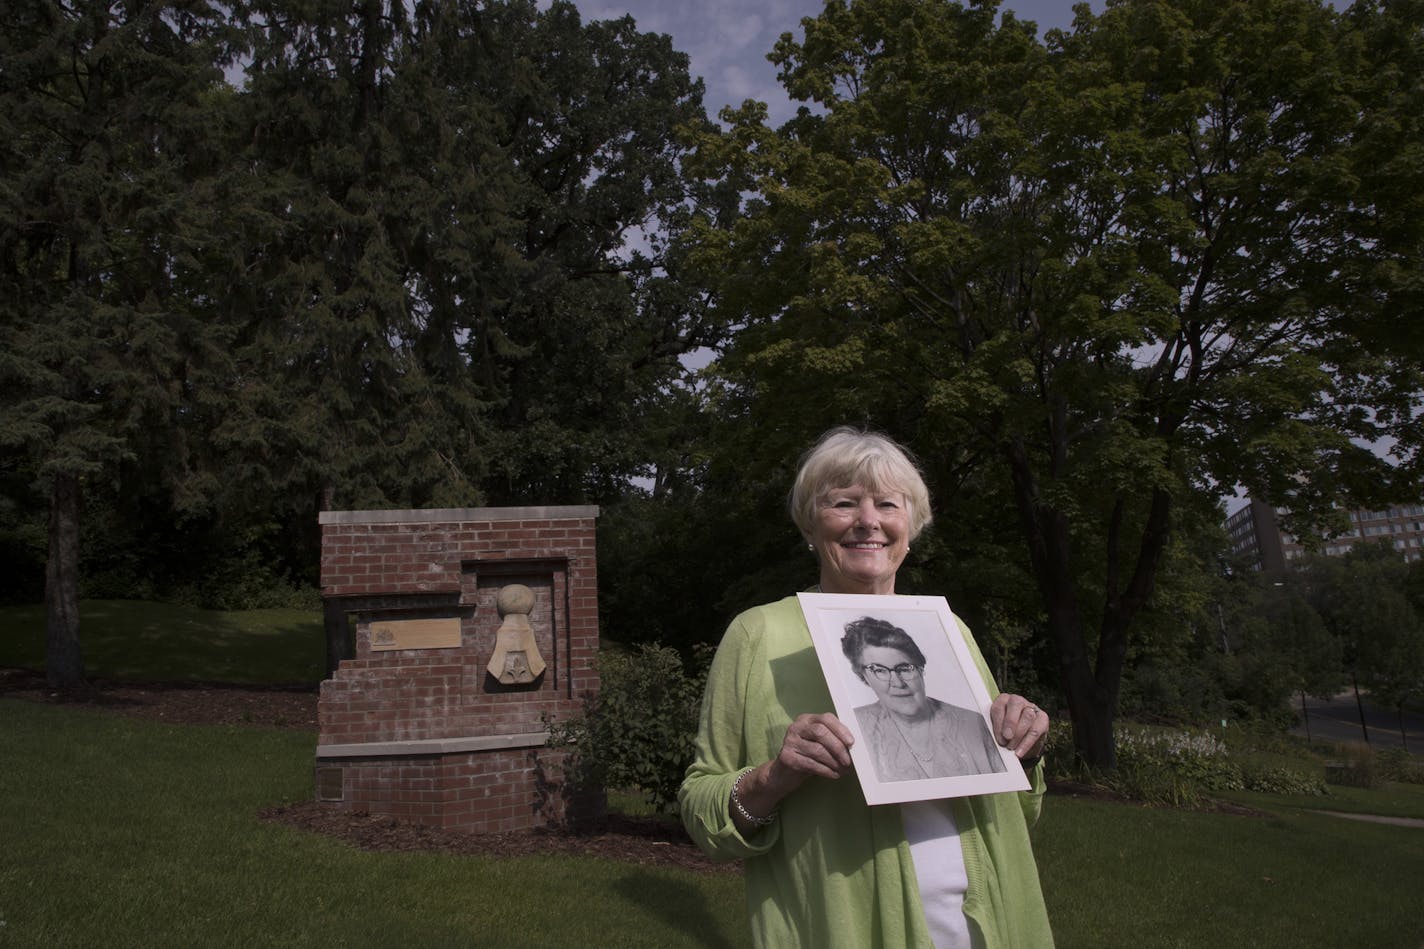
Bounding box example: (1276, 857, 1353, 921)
(565, 1, 1096, 125)
(718, 63, 762, 105)
(703, 8, 768, 53)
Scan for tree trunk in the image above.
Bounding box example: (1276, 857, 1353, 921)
(1352, 672, 1370, 746)
(45, 473, 84, 689)
(1050, 576, 1123, 771)
(1058, 617, 1119, 771)
(1005, 440, 1120, 770)
(1076, 486, 1172, 768)
(1005, 438, 1175, 772)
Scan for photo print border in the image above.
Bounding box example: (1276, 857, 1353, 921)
(798, 592, 1030, 805)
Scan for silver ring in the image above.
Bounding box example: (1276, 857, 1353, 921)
(1026, 705, 1040, 716)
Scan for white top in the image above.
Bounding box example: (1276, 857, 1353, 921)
(902, 800, 979, 949)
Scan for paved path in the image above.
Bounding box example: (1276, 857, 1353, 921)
(1308, 810, 1424, 829)
(1290, 693, 1424, 831)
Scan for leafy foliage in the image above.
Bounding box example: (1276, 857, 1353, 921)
(676, 0, 1424, 768)
(227, 0, 720, 512)
(545, 644, 710, 813)
(1110, 727, 1242, 806)
(3, 0, 721, 679)
(1046, 721, 1329, 805)
(1378, 748, 1424, 786)
(1157, 540, 1424, 733)
(1240, 765, 1328, 797)
(1, 0, 246, 684)
(1326, 744, 1387, 790)
(1305, 542, 1424, 711)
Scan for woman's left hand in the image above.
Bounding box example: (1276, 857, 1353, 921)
(990, 693, 1049, 761)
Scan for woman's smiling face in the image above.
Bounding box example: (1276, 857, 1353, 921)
(809, 484, 910, 595)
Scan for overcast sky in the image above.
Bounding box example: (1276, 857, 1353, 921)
(564, 0, 1098, 125)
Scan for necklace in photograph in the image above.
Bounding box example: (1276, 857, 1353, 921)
(888, 711, 936, 763)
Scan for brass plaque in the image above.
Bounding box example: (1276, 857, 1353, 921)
(369, 617, 462, 651)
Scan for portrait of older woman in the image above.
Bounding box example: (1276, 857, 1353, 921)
(680, 427, 1053, 949)
(842, 616, 1006, 782)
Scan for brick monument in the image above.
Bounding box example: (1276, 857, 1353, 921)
(315, 506, 600, 833)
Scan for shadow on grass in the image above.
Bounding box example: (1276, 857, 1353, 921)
(613, 870, 741, 949)
(0, 599, 325, 685)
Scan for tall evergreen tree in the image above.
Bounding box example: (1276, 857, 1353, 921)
(226, 0, 720, 525)
(0, 1, 241, 686)
(3, 0, 722, 680)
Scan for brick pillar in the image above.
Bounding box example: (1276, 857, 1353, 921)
(314, 506, 602, 833)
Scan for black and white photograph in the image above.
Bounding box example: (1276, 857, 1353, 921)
(799, 592, 1029, 805)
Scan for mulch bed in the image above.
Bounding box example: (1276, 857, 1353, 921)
(0, 665, 319, 730)
(258, 801, 737, 873)
(2, 664, 1265, 868)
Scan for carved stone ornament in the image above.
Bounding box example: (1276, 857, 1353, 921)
(486, 583, 547, 684)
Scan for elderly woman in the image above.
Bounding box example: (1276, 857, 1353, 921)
(842, 616, 1006, 782)
(679, 427, 1053, 949)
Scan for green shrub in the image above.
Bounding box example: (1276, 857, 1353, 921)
(1219, 718, 1314, 758)
(1377, 748, 1424, 784)
(1109, 757, 1211, 808)
(1040, 718, 1077, 780)
(1241, 764, 1327, 795)
(1040, 723, 1236, 806)
(1118, 660, 1229, 726)
(1325, 745, 1385, 789)
(1106, 727, 1246, 805)
(984, 715, 1340, 805)
(545, 643, 709, 813)
(166, 546, 320, 611)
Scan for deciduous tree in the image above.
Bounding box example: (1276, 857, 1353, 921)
(1308, 543, 1424, 739)
(678, 0, 1422, 767)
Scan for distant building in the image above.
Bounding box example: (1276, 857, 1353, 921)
(1225, 499, 1424, 572)
(1225, 500, 1288, 573)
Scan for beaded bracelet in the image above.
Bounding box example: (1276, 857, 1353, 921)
(731, 768, 778, 828)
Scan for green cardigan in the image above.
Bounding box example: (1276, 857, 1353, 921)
(678, 596, 1055, 949)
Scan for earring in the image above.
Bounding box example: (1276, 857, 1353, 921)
(807, 544, 815, 552)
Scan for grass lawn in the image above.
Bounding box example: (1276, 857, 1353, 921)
(3, 698, 1421, 948)
(4, 600, 1423, 947)
(0, 599, 324, 684)
(0, 700, 747, 948)
(1035, 792, 1424, 949)
(1217, 780, 1424, 820)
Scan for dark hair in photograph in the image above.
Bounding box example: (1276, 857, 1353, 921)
(840, 616, 926, 681)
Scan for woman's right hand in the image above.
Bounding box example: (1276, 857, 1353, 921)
(731, 713, 855, 833)
(774, 712, 856, 786)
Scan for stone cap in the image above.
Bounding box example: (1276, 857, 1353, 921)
(316, 731, 550, 758)
(319, 505, 599, 525)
